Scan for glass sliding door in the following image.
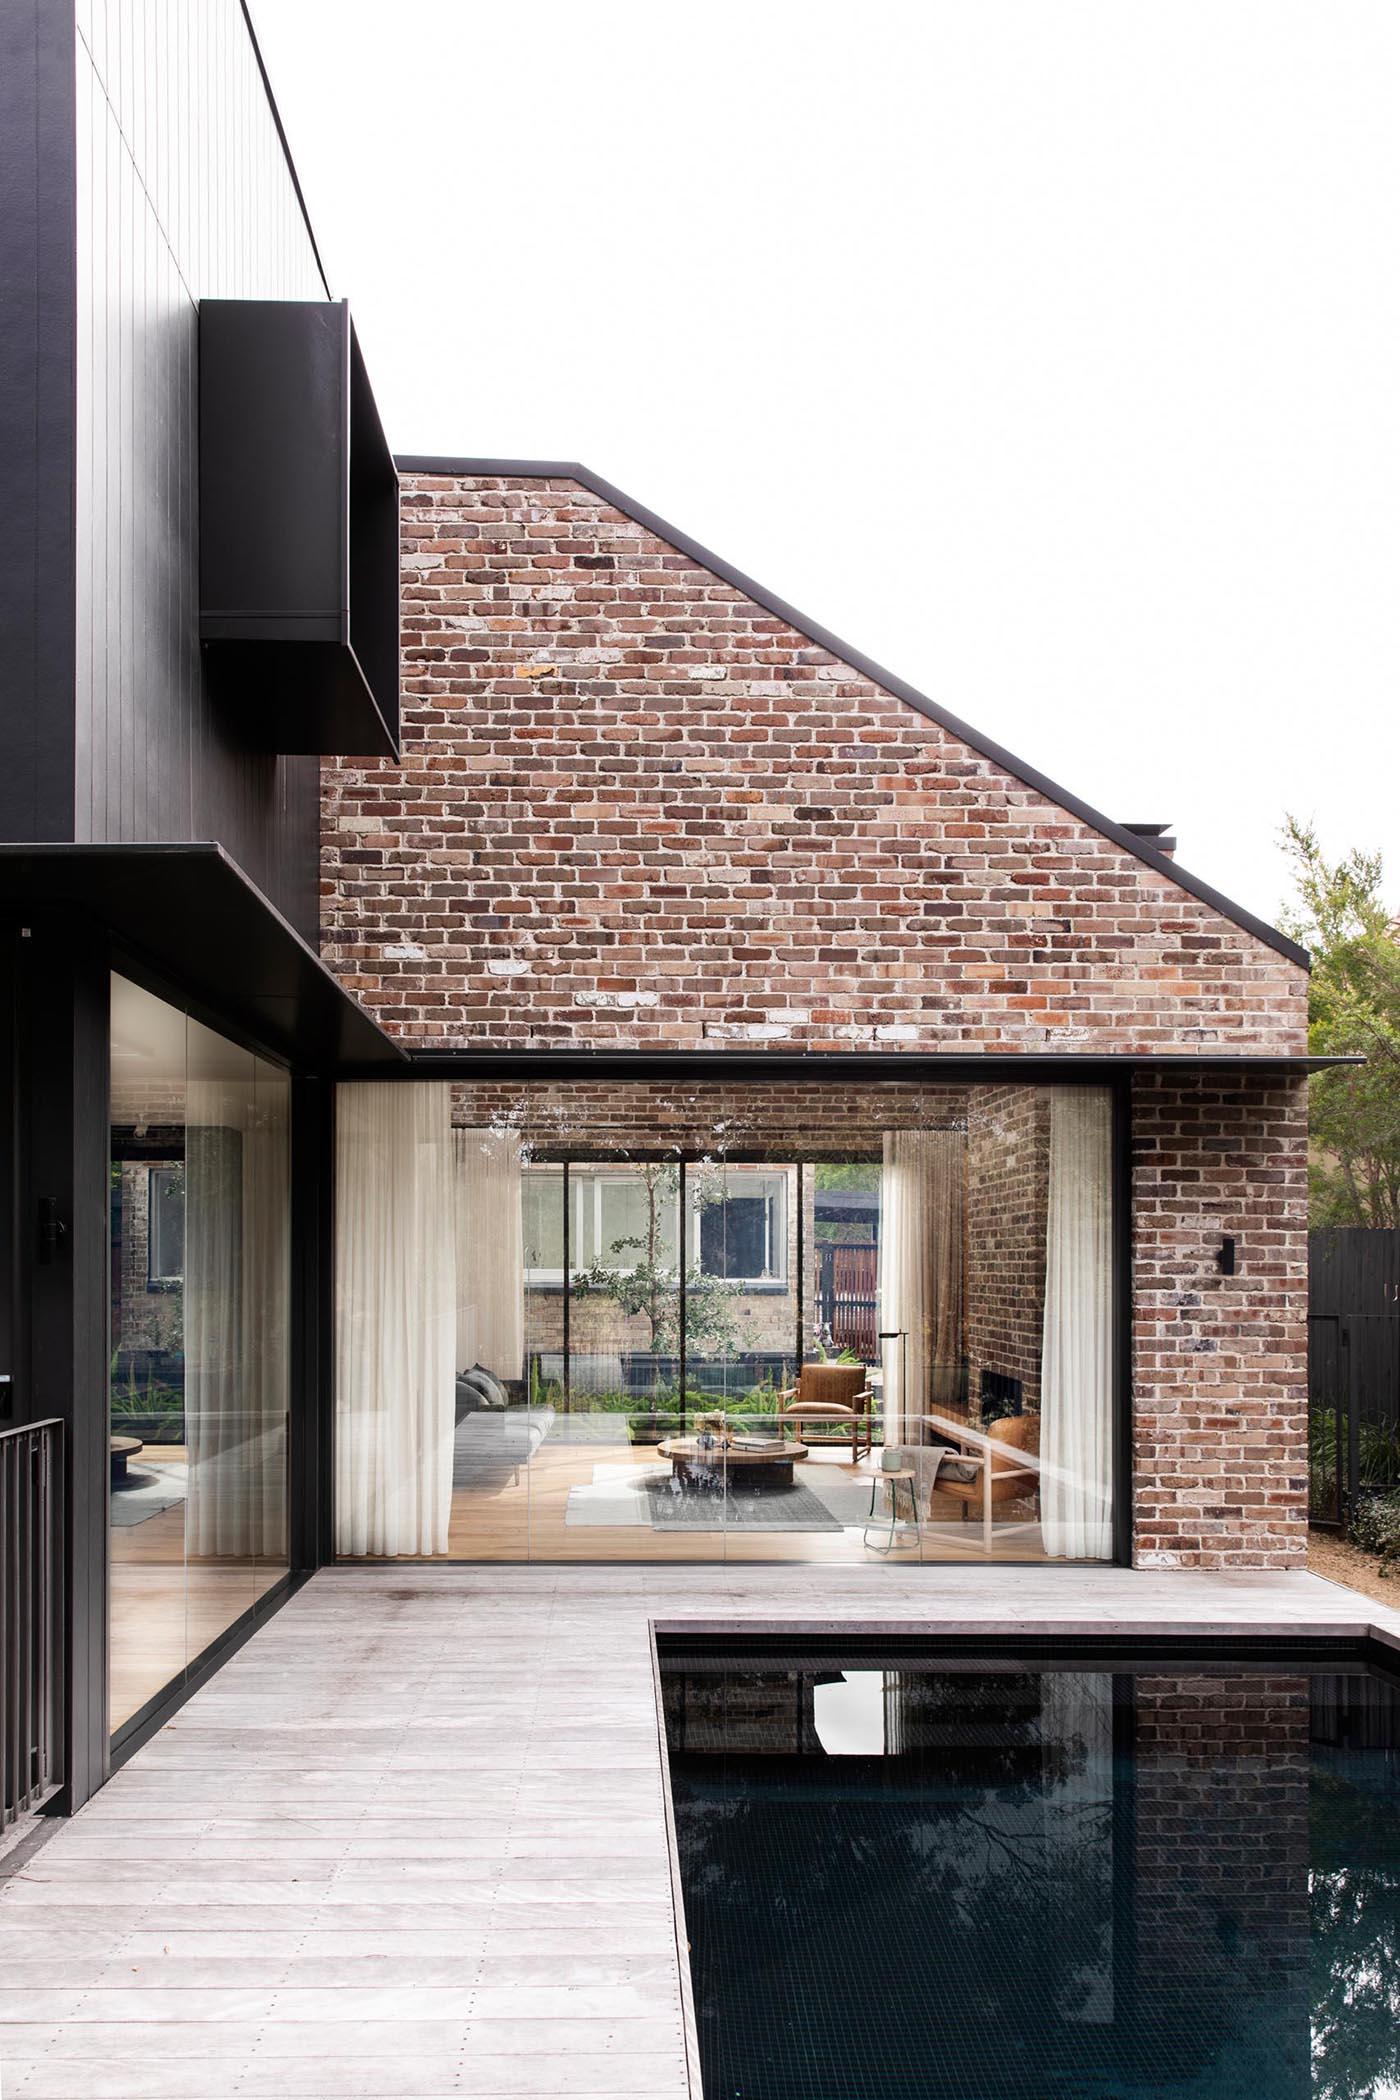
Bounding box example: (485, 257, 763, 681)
(333, 1079, 1119, 1568)
(109, 977, 291, 1732)
(109, 980, 188, 1728)
(540, 1162, 704, 1561)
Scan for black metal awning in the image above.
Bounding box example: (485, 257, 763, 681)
(364, 1049, 1356, 1082)
(0, 843, 404, 1068)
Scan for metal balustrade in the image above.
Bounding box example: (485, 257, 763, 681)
(1, 1419, 63, 1828)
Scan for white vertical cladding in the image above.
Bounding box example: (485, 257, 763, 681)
(74, 0, 328, 938)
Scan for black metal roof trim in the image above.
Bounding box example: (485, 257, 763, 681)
(342, 1048, 1348, 1084)
(239, 1, 333, 302)
(0, 843, 405, 1068)
(397, 454, 1309, 974)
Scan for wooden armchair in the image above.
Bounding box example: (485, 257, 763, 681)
(929, 1411, 1041, 1553)
(776, 1363, 874, 1463)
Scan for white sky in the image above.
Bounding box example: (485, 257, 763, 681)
(251, 0, 1400, 933)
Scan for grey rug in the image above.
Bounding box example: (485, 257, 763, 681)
(644, 1478, 842, 1532)
(110, 1462, 187, 1527)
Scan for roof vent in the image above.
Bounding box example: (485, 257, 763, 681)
(1121, 822, 1177, 860)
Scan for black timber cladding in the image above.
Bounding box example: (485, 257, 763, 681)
(0, 845, 404, 1068)
(200, 300, 400, 760)
(0, 0, 77, 842)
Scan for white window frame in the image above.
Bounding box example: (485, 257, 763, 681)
(146, 1164, 184, 1289)
(689, 1170, 788, 1289)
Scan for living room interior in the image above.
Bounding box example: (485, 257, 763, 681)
(332, 1074, 1118, 1565)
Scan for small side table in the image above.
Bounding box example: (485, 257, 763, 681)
(863, 1466, 920, 1554)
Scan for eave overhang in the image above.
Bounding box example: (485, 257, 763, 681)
(0, 844, 405, 1069)
(345, 1049, 1352, 1084)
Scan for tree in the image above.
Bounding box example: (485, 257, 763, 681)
(570, 1164, 742, 1396)
(1280, 816, 1400, 1227)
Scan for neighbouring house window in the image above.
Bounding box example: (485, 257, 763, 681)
(147, 1165, 184, 1288)
(523, 1166, 682, 1285)
(694, 1171, 787, 1284)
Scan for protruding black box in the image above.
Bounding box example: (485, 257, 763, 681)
(199, 299, 399, 758)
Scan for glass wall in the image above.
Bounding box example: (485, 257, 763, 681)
(109, 976, 290, 1732)
(334, 1078, 1117, 1566)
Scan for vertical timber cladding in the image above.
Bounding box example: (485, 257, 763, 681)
(72, 0, 327, 939)
(320, 469, 1314, 1569)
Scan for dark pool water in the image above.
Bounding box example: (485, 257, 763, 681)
(660, 1640, 1400, 2100)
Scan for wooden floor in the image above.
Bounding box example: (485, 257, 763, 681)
(2, 1564, 1398, 2098)
(440, 1437, 1050, 1564)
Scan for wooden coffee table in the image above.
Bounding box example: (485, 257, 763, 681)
(658, 1436, 808, 1493)
(110, 1434, 143, 1485)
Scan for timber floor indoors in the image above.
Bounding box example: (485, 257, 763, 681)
(426, 1439, 1051, 1564)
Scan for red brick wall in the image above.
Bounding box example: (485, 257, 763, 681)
(965, 1084, 1051, 1414)
(321, 469, 1312, 1566)
(321, 473, 1306, 1056)
(1133, 1674, 1311, 2087)
(1132, 1074, 1309, 1568)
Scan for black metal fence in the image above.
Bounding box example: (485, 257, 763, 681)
(1, 1419, 63, 1828)
(1309, 1229, 1400, 1527)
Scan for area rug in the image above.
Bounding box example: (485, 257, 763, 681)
(109, 1462, 187, 1527)
(643, 1478, 842, 1532)
(564, 1462, 855, 1533)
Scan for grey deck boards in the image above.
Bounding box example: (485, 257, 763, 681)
(3, 1564, 1398, 2098)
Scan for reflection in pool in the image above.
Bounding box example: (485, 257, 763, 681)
(659, 1641, 1400, 2100)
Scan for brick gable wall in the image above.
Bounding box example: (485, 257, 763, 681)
(320, 469, 1312, 1567)
(321, 474, 1305, 1055)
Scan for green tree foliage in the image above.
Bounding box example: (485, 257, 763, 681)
(1281, 817, 1400, 1227)
(570, 1164, 741, 1390)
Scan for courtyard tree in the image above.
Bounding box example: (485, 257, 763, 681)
(1281, 816, 1400, 1228)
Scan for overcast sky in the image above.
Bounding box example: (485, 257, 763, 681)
(252, 0, 1400, 932)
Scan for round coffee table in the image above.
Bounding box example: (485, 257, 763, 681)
(110, 1434, 143, 1485)
(658, 1436, 809, 1493)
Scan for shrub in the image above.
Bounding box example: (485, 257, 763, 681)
(1351, 1489, 1400, 1570)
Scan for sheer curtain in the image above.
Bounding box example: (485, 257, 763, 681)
(240, 1068, 290, 1562)
(336, 1084, 457, 1557)
(453, 1128, 525, 1381)
(1040, 1090, 1114, 1559)
(878, 1130, 965, 1446)
(184, 1073, 246, 1560)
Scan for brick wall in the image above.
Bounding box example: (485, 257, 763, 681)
(322, 469, 1313, 1565)
(1133, 1674, 1311, 2089)
(1132, 1074, 1309, 1568)
(965, 1084, 1050, 1414)
(321, 473, 1306, 1056)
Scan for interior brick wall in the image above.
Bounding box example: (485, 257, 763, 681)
(1132, 1074, 1309, 1568)
(321, 473, 1306, 1056)
(448, 1076, 966, 1154)
(964, 1084, 1051, 1415)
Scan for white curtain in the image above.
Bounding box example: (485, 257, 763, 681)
(878, 1130, 965, 1447)
(240, 1072, 290, 1562)
(1040, 1090, 1114, 1559)
(184, 1078, 245, 1559)
(453, 1128, 525, 1380)
(336, 1084, 457, 1557)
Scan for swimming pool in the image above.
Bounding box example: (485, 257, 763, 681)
(659, 1636, 1400, 2100)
